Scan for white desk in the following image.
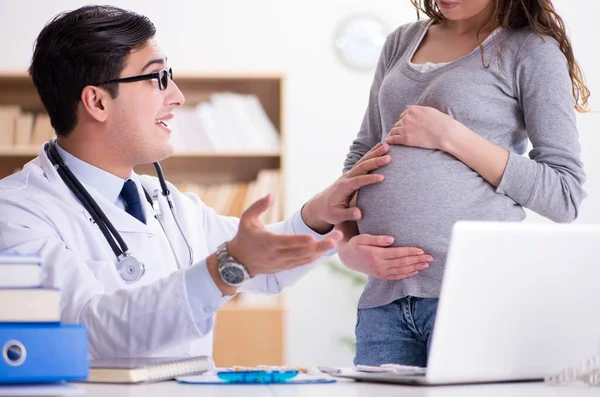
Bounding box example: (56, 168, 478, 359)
(80, 380, 599, 397)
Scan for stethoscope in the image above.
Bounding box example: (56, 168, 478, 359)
(45, 141, 194, 284)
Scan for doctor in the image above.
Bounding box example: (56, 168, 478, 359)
(0, 5, 395, 358)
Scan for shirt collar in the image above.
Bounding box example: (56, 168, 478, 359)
(54, 143, 129, 206)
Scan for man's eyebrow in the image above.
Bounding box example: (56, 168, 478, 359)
(141, 57, 167, 73)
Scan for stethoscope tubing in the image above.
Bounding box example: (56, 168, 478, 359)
(46, 141, 194, 279)
(48, 141, 128, 258)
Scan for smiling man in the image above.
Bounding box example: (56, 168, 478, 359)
(0, 5, 392, 358)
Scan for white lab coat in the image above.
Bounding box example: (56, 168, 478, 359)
(0, 145, 327, 358)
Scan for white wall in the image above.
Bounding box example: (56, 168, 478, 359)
(1, 0, 598, 367)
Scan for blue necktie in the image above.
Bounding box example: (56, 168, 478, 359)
(120, 179, 146, 224)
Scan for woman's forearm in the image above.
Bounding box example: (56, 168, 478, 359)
(443, 123, 510, 188)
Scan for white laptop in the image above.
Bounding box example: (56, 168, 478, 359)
(332, 221, 600, 385)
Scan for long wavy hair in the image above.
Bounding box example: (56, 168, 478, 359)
(410, 0, 590, 112)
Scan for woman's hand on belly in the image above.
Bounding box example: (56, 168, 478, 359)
(338, 234, 433, 280)
(385, 105, 509, 187)
(386, 105, 458, 151)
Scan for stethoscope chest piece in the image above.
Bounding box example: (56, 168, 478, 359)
(116, 255, 146, 284)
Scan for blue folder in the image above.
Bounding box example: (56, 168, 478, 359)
(0, 323, 88, 384)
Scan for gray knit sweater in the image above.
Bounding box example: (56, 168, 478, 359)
(343, 20, 586, 309)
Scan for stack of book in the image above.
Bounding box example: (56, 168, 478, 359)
(0, 107, 53, 148)
(0, 254, 88, 385)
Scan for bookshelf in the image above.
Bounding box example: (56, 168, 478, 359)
(0, 72, 287, 366)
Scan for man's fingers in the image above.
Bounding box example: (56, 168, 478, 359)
(270, 233, 317, 248)
(276, 230, 341, 255)
(325, 229, 343, 244)
(358, 142, 388, 162)
(277, 237, 340, 268)
(349, 156, 391, 178)
(382, 247, 428, 259)
(345, 155, 391, 179)
(241, 194, 273, 222)
(315, 235, 340, 252)
(345, 174, 384, 193)
(382, 258, 430, 280)
(327, 207, 362, 224)
(370, 142, 383, 151)
(354, 143, 389, 167)
(355, 234, 395, 247)
(384, 262, 429, 277)
(360, 142, 383, 159)
(386, 254, 433, 269)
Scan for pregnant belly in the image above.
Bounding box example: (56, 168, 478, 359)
(356, 146, 521, 251)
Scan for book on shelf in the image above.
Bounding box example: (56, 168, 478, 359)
(178, 169, 282, 222)
(0, 92, 280, 154)
(30, 114, 54, 146)
(0, 106, 19, 147)
(170, 92, 280, 153)
(0, 106, 54, 149)
(15, 112, 35, 147)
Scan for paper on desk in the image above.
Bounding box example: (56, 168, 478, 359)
(177, 371, 336, 385)
(0, 383, 84, 396)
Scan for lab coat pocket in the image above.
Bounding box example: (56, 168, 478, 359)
(86, 260, 125, 293)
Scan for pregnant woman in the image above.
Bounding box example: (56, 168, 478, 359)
(337, 0, 590, 367)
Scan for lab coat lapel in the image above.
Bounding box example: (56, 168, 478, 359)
(39, 142, 149, 235)
(83, 182, 150, 235)
(39, 142, 82, 204)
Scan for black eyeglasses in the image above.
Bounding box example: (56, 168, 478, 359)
(94, 68, 173, 91)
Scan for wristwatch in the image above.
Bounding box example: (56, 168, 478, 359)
(216, 242, 250, 287)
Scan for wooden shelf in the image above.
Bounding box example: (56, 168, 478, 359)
(0, 73, 284, 131)
(0, 72, 286, 184)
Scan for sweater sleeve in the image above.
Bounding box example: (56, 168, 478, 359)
(342, 31, 399, 173)
(496, 33, 587, 222)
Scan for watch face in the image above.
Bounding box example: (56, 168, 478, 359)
(220, 264, 246, 285)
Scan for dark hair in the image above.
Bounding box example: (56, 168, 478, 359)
(411, 0, 590, 113)
(29, 5, 156, 136)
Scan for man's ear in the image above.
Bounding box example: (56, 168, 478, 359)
(79, 85, 110, 122)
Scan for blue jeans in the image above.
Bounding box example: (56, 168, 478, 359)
(354, 296, 439, 366)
